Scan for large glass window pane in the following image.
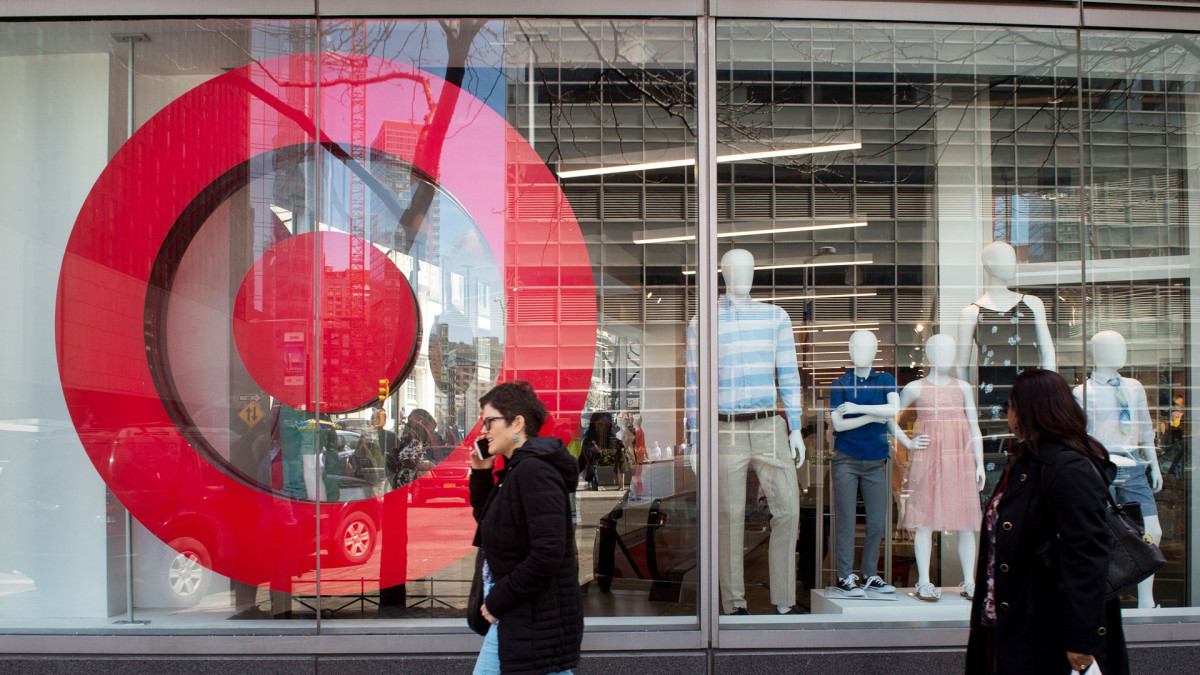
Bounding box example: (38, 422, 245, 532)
(1082, 31, 1199, 611)
(0, 20, 321, 629)
(312, 19, 698, 627)
(714, 21, 1080, 623)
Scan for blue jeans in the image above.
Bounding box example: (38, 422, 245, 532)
(1109, 453, 1158, 517)
(832, 451, 888, 579)
(472, 579, 574, 675)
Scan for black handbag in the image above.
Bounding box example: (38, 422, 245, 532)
(1038, 459, 1167, 600)
(1098, 482, 1166, 600)
(466, 549, 490, 636)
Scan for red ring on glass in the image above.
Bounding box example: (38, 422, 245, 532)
(55, 55, 595, 590)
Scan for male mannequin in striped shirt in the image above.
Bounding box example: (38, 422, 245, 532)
(687, 248, 804, 614)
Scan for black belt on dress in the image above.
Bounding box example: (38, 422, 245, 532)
(717, 409, 778, 423)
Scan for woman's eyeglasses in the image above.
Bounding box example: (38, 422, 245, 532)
(481, 416, 507, 431)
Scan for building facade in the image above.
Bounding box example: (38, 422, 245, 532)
(3, 1, 1200, 672)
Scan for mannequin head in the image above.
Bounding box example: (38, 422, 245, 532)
(721, 249, 755, 298)
(1091, 330, 1128, 372)
(847, 330, 879, 369)
(925, 333, 956, 370)
(980, 241, 1017, 285)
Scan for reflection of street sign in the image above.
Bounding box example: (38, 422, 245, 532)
(237, 394, 263, 402)
(239, 401, 265, 428)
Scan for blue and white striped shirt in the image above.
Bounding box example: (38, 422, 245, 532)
(686, 295, 803, 430)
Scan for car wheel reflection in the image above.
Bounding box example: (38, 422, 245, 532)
(138, 535, 213, 608)
(335, 511, 376, 566)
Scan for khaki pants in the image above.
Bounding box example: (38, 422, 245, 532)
(717, 415, 799, 613)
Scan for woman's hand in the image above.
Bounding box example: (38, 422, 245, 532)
(470, 447, 496, 471)
(480, 602, 497, 625)
(1066, 651, 1095, 672)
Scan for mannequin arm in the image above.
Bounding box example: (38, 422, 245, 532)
(1143, 445, 1163, 492)
(888, 418, 929, 451)
(788, 429, 806, 468)
(838, 391, 901, 418)
(957, 379, 987, 491)
(1022, 295, 1057, 372)
(955, 304, 980, 381)
(1132, 381, 1163, 492)
(835, 410, 892, 429)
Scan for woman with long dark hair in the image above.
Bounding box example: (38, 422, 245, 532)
(468, 381, 583, 675)
(966, 369, 1128, 674)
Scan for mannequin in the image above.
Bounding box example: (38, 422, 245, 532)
(829, 330, 899, 597)
(1073, 330, 1163, 608)
(685, 248, 804, 615)
(894, 333, 985, 602)
(955, 241, 1055, 486)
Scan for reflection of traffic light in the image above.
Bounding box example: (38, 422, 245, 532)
(378, 378, 389, 401)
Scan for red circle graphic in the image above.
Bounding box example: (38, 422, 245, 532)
(232, 230, 419, 413)
(55, 55, 596, 591)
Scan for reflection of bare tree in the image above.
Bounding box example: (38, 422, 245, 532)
(393, 21, 485, 245)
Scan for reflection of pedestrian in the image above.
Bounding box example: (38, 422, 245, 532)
(254, 404, 302, 618)
(584, 412, 625, 489)
(388, 408, 439, 489)
(581, 439, 600, 491)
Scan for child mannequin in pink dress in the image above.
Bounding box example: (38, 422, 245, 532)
(893, 333, 985, 602)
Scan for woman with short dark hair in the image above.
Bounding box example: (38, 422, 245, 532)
(966, 369, 1128, 674)
(469, 381, 583, 675)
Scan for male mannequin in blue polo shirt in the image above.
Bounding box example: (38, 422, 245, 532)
(686, 248, 804, 615)
(829, 330, 899, 598)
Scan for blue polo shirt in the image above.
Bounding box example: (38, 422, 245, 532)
(830, 369, 897, 461)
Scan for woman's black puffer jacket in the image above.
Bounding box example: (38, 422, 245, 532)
(470, 436, 583, 675)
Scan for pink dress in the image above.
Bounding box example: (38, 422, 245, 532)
(901, 378, 982, 531)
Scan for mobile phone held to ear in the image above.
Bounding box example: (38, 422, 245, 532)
(475, 436, 489, 456)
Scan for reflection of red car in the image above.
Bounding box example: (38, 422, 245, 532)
(412, 445, 470, 505)
(318, 474, 383, 567)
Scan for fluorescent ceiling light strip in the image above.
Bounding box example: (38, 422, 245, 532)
(639, 221, 867, 245)
(682, 258, 871, 275)
(559, 142, 860, 179)
(715, 142, 863, 163)
(756, 259, 871, 272)
(805, 358, 883, 365)
(764, 291, 878, 302)
(633, 234, 696, 244)
(558, 157, 694, 179)
(718, 222, 867, 238)
(795, 321, 880, 331)
(799, 326, 881, 334)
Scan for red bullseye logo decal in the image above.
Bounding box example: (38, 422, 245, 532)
(55, 55, 596, 592)
(232, 230, 419, 412)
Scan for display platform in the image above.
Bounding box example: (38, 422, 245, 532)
(811, 588, 972, 619)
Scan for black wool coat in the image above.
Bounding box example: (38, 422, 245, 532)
(470, 436, 584, 675)
(966, 437, 1129, 675)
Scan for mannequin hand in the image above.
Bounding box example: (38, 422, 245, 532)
(470, 446, 495, 471)
(975, 464, 986, 492)
(1150, 462, 1163, 493)
(789, 430, 806, 468)
(837, 402, 861, 416)
(910, 434, 931, 451)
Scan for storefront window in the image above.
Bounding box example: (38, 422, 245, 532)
(714, 21, 1086, 622)
(0, 16, 697, 631)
